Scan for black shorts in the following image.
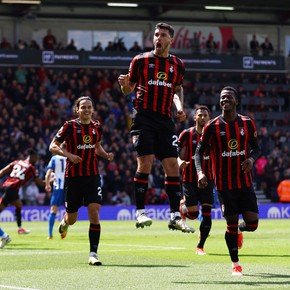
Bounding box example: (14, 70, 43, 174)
(131, 111, 178, 160)
(183, 180, 214, 207)
(64, 175, 102, 213)
(217, 186, 259, 216)
(0, 187, 20, 206)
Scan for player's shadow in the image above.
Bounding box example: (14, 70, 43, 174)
(174, 280, 290, 286)
(92, 264, 188, 268)
(243, 273, 290, 279)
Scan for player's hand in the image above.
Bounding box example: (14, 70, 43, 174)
(118, 74, 130, 87)
(107, 152, 114, 161)
(176, 110, 186, 122)
(197, 172, 208, 189)
(241, 157, 254, 173)
(68, 153, 82, 164)
(45, 184, 51, 193)
(179, 160, 190, 170)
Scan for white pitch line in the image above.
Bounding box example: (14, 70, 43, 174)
(0, 285, 40, 290)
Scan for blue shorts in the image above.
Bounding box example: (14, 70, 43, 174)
(50, 189, 65, 207)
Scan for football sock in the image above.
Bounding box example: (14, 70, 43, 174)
(89, 223, 101, 253)
(48, 212, 56, 237)
(0, 228, 5, 237)
(225, 223, 239, 263)
(197, 205, 212, 248)
(134, 172, 148, 210)
(15, 207, 22, 228)
(165, 176, 181, 212)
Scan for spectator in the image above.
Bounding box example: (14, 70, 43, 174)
(14, 39, 27, 50)
(227, 35, 240, 54)
(261, 37, 274, 56)
(66, 39, 77, 51)
(105, 41, 115, 51)
(250, 34, 260, 56)
(29, 40, 40, 50)
(93, 42, 103, 52)
(0, 37, 12, 49)
(43, 29, 57, 50)
(206, 34, 217, 54)
(277, 179, 290, 202)
(129, 41, 142, 52)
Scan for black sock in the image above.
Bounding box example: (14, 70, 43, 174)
(197, 216, 212, 248)
(134, 172, 148, 210)
(165, 177, 181, 213)
(15, 208, 22, 227)
(197, 205, 212, 248)
(89, 223, 101, 253)
(225, 224, 239, 262)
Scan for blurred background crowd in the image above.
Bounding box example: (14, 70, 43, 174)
(0, 66, 289, 205)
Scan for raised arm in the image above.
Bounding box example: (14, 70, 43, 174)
(118, 74, 136, 96)
(173, 85, 186, 122)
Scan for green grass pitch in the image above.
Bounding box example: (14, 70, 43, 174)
(1, 219, 290, 289)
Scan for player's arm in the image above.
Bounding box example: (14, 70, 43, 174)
(50, 139, 82, 164)
(173, 85, 186, 122)
(242, 121, 261, 173)
(194, 141, 208, 188)
(177, 146, 189, 170)
(118, 74, 136, 95)
(45, 168, 53, 193)
(0, 163, 13, 178)
(95, 142, 114, 161)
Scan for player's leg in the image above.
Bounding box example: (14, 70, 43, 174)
(239, 188, 259, 232)
(84, 176, 103, 266)
(48, 205, 58, 239)
(162, 158, 194, 233)
(196, 203, 212, 255)
(220, 189, 243, 275)
(58, 178, 80, 239)
(87, 203, 102, 266)
(240, 211, 259, 232)
(181, 182, 199, 220)
(225, 214, 243, 275)
(134, 155, 154, 228)
(196, 182, 214, 254)
(0, 227, 11, 249)
(13, 199, 30, 234)
(238, 188, 259, 249)
(131, 123, 155, 228)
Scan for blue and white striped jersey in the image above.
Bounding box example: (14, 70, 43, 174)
(47, 155, 66, 190)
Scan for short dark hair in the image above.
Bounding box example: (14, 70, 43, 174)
(73, 96, 94, 115)
(194, 105, 210, 115)
(220, 86, 238, 98)
(155, 22, 174, 38)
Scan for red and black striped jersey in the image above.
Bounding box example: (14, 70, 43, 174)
(178, 127, 213, 183)
(2, 159, 37, 190)
(198, 114, 260, 191)
(128, 51, 185, 118)
(54, 118, 102, 178)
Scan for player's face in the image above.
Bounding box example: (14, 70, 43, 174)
(195, 109, 210, 127)
(220, 90, 237, 112)
(76, 99, 94, 122)
(153, 28, 172, 56)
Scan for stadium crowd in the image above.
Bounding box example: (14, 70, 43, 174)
(0, 66, 289, 205)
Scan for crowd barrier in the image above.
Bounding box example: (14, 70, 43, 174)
(0, 203, 289, 222)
